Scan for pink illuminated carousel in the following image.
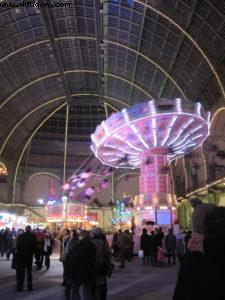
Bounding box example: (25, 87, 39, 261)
(91, 98, 210, 226)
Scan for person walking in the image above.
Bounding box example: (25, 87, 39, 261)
(16, 225, 37, 291)
(165, 228, 177, 265)
(91, 227, 112, 300)
(68, 230, 96, 300)
(34, 228, 44, 269)
(42, 233, 53, 270)
(64, 230, 79, 300)
(60, 229, 71, 286)
(140, 228, 151, 266)
(117, 230, 129, 268)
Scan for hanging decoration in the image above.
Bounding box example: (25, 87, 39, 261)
(0, 162, 7, 176)
(110, 197, 133, 225)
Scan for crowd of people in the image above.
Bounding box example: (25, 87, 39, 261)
(0, 227, 17, 259)
(2, 201, 225, 300)
(0, 224, 196, 300)
(0, 225, 113, 300)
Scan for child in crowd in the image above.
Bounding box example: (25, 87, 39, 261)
(157, 245, 165, 266)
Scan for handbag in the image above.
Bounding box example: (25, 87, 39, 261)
(105, 261, 115, 278)
(102, 260, 115, 278)
(138, 250, 144, 258)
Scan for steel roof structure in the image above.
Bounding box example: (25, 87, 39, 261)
(0, 0, 225, 198)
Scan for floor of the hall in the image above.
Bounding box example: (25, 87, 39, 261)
(0, 255, 178, 300)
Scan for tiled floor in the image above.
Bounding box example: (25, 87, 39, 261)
(0, 255, 178, 300)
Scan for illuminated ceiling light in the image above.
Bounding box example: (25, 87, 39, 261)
(37, 199, 44, 204)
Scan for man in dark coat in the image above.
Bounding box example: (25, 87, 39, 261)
(69, 230, 96, 300)
(165, 228, 177, 264)
(140, 228, 151, 265)
(16, 225, 37, 291)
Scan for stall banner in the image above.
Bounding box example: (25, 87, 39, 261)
(0, 212, 27, 228)
(67, 203, 85, 219)
(86, 212, 98, 222)
(46, 204, 63, 220)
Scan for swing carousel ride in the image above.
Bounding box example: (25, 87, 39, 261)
(91, 98, 210, 227)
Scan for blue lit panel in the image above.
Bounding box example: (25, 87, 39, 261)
(156, 210, 171, 225)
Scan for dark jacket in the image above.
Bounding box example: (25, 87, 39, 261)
(173, 236, 225, 300)
(165, 233, 177, 252)
(64, 237, 79, 279)
(71, 237, 96, 285)
(140, 233, 151, 255)
(17, 231, 37, 263)
(91, 237, 111, 286)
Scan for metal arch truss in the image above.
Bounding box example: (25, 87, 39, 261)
(210, 107, 225, 128)
(28, 172, 61, 181)
(0, 69, 155, 112)
(12, 103, 67, 204)
(133, 0, 225, 101)
(0, 0, 223, 104)
(0, 93, 130, 156)
(0, 36, 188, 111)
(115, 172, 140, 184)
